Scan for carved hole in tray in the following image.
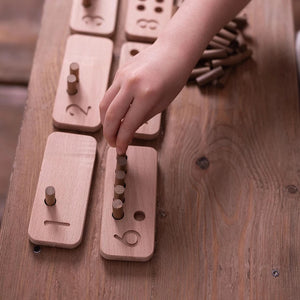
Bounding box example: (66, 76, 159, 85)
(134, 211, 145, 221)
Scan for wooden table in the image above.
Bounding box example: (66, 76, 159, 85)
(1, 0, 299, 298)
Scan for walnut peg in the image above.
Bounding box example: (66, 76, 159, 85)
(114, 185, 125, 202)
(67, 74, 77, 95)
(116, 155, 127, 172)
(82, 0, 91, 7)
(115, 170, 126, 186)
(44, 186, 56, 206)
(189, 67, 210, 81)
(70, 62, 79, 82)
(196, 66, 224, 87)
(112, 199, 124, 220)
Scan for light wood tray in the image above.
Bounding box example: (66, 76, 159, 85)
(28, 132, 97, 248)
(70, 0, 119, 37)
(52, 34, 113, 132)
(100, 146, 157, 261)
(125, 0, 173, 42)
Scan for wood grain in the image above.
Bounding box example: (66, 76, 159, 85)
(28, 132, 97, 248)
(0, 0, 44, 83)
(100, 146, 157, 261)
(52, 34, 113, 132)
(70, 0, 119, 37)
(0, 0, 300, 299)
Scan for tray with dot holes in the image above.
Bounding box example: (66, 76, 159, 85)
(52, 34, 113, 132)
(70, 0, 119, 37)
(28, 132, 96, 248)
(100, 146, 157, 261)
(119, 41, 162, 140)
(125, 0, 174, 42)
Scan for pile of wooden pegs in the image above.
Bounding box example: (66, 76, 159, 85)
(189, 14, 252, 88)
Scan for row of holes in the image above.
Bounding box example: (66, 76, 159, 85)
(137, 5, 164, 13)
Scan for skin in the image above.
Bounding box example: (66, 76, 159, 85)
(100, 0, 250, 154)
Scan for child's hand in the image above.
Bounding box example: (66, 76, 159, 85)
(100, 0, 250, 154)
(100, 41, 191, 154)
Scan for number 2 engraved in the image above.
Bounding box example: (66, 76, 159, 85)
(66, 104, 91, 116)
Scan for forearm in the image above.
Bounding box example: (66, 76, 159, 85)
(155, 0, 250, 77)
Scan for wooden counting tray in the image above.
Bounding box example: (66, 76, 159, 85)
(125, 0, 173, 42)
(28, 132, 97, 248)
(100, 146, 158, 261)
(70, 0, 119, 37)
(119, 42, 161, 139)
(52, 34, 113, 132)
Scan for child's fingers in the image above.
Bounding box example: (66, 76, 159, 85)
(115, 99, 148, 154)
(103, 88, 134, 147)
(99, 83, 120, 124)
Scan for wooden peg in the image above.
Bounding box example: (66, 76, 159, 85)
(233, 14, 248, 29)
(114, 185, 125, 202)
(201, 49, 228, 60)
(212, 67, 233, 89)
(82, 0, 91, 7)
(211, 49, 252, 68)
(67, 74, 77, 95)
(112, 199, 124, 220)
(208, 41, 234, 54)
(189, 67, 210, 81)
(116, 155, 127, 172)
(212, 35, 231, 47)
(217, 28, 237, 42)
(115, 170, 126, 186)
(196, 66, 224, 87)
(45, 186, 56, 206)
(70, 62, 79, 82)
(224, 21, 237, 32)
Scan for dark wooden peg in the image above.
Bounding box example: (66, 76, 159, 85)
(67, 74, 77, 95)
(116, 155, 127, 172)
(115, 170, 126, 186)
(70, 62, 79, 82)
(45, 186, 56, 206)
(112, 199, 124, 220)
(114, 185, 125, 202)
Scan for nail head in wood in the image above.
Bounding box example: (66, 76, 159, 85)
(115, 170, 126, 186)
(112, 199, 124, 220)
(45, 186, 56, 206)
(67, 74, 77, 95)
(70, 62, 79, 82)
(114, 185, 125, 202)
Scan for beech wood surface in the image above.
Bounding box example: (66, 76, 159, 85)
(100, 146, 157, 261)
(0, 0, 300, 299)
(28, 132, 97, 248)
